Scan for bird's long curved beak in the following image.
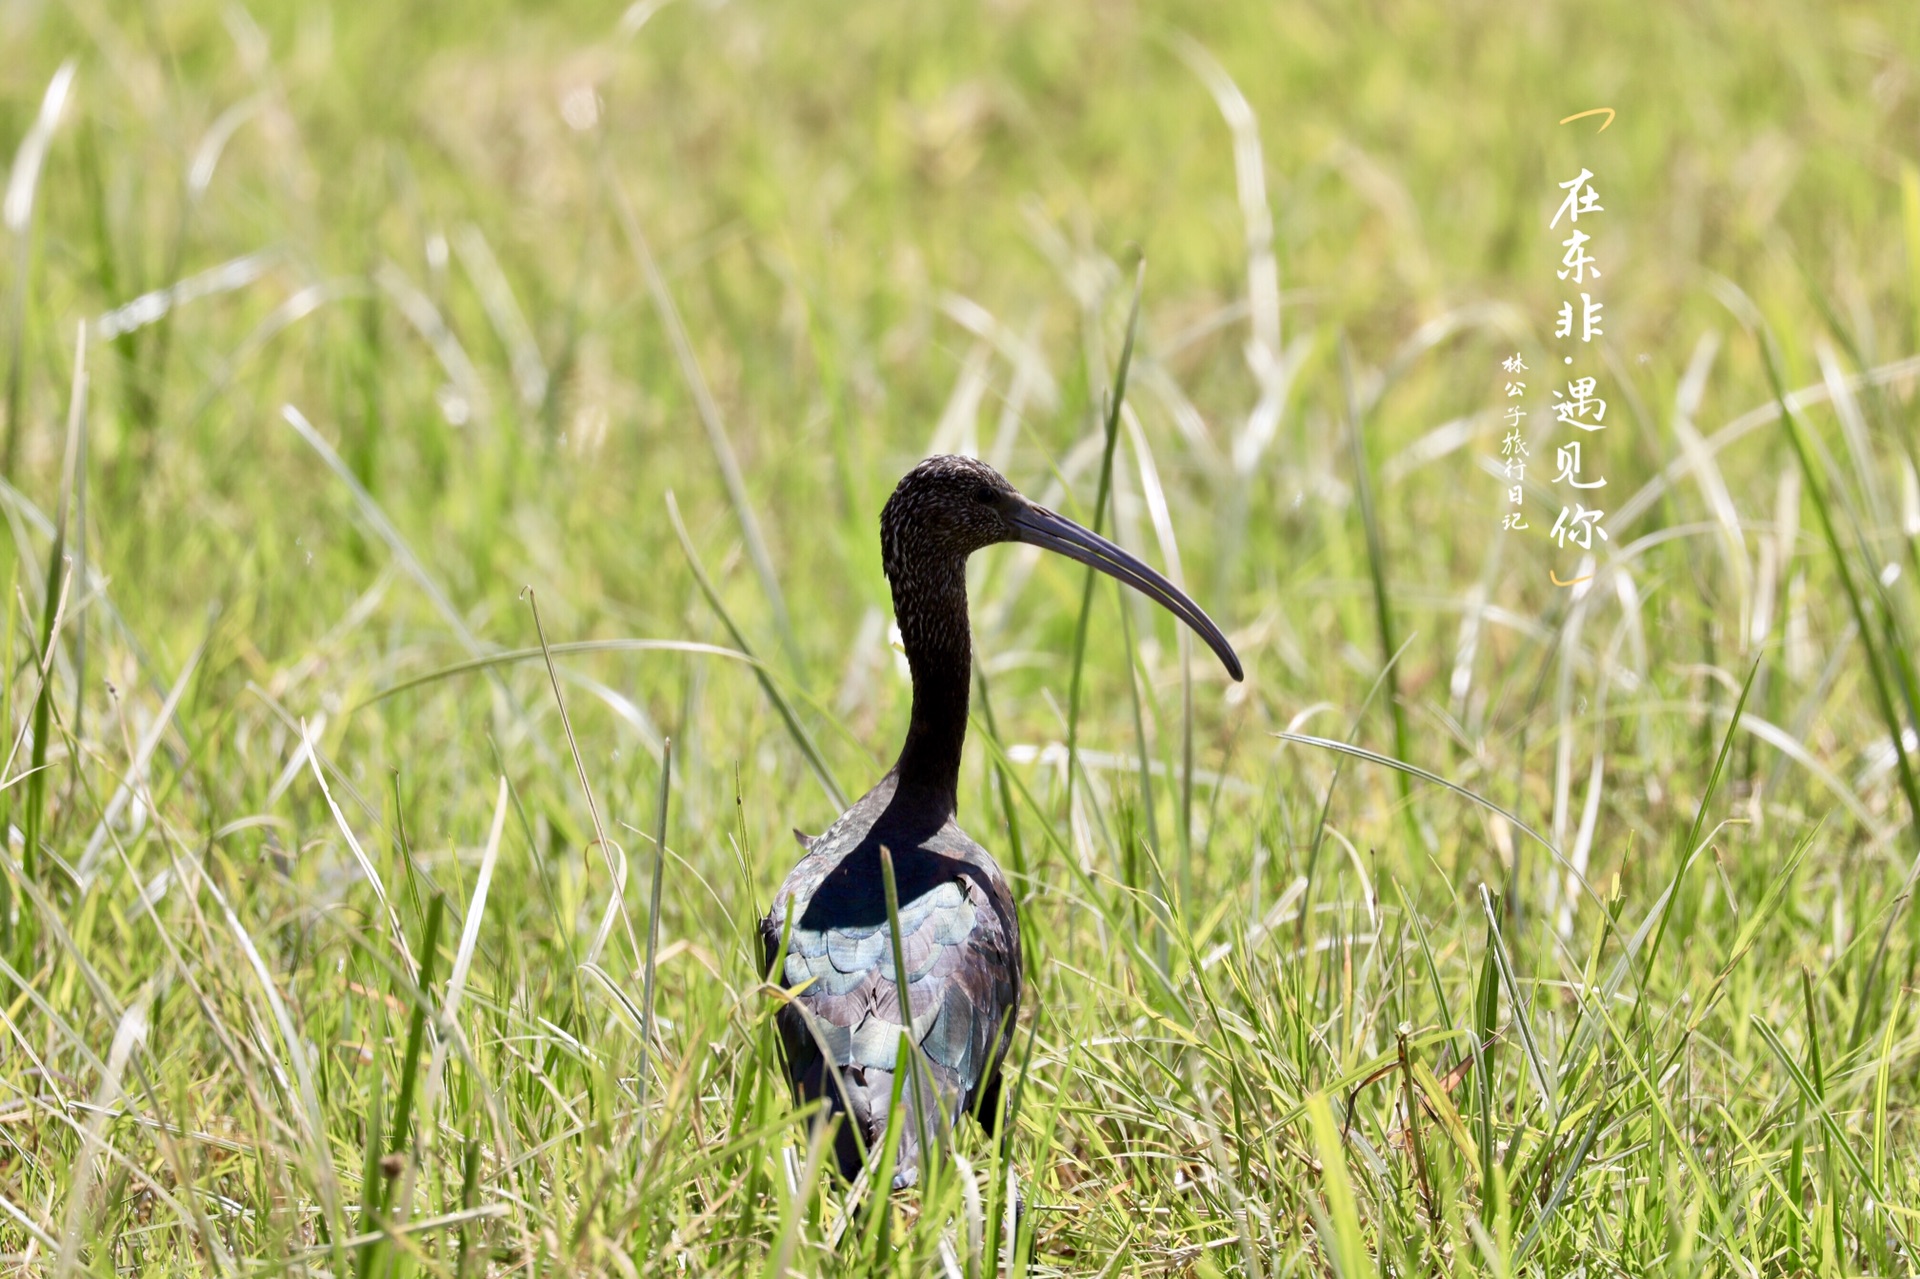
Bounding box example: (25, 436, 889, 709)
(1010, 502, 1244, 682)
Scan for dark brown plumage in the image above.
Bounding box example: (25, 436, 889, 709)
(760, 455, 1242, 1187)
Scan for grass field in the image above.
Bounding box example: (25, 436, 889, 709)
(4, 0, 1920, 1273)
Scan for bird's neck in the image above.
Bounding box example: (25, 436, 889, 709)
(890, 557, 972, 816)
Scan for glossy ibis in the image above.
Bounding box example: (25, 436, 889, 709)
(760, 455, 1243, 1186)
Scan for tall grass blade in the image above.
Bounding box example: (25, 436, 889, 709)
(1639, 658, 1759, 989)
(283, 404, 541, 740)
(667, 491, 846, 810)
(527, 586, 641, 978)
(23, 323, 86, 884)
(1305, 1092, 1366, 1279)
(1752, 1015, 1904, 1246)
(880, 843, 936, 1186)
(1756, 335, 1920, 1044)
(385, 893, 444, 1187)
(972, 670, 1027, 884)
(360, 638, 754, 707)
(389, 777, 510, 1250)
(1064, 258, 1143, 829)
(638, 736, 672, 1153)
(611, 178, 803, 673)
(3, 61, 75, 480)
(1340, 333, 1421, 852)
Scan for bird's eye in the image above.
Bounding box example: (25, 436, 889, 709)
(973, 485, 995, 505)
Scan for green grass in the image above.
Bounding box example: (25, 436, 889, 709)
(2, 0, 1920, 1273)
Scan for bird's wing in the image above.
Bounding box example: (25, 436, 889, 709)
(776, 866, 1020, 1128)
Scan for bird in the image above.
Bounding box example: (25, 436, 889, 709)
(760, 454, 1243, 1187)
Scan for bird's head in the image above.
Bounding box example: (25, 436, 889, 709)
(879, 455, 1244, 681)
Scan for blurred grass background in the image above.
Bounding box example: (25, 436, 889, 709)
(3, 0, 1920, 1273)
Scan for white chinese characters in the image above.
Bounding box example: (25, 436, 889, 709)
(1549, 168, 1608, 551)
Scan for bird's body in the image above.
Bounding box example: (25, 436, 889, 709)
(761, 772, 1020, 1182)
(760, 456, 1240, 1187)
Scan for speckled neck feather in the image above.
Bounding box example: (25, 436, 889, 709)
(888, 553, 972, 814)
(877, 455, 1024, 818)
